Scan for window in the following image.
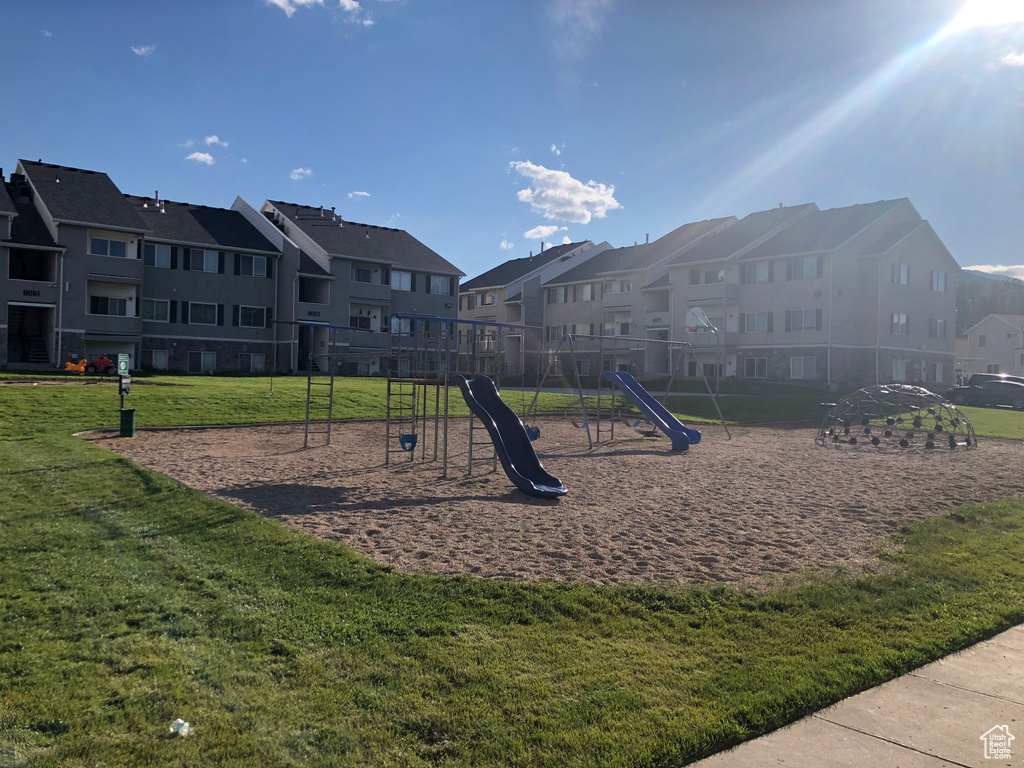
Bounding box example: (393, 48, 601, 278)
(742, 311, 773, 333)
(239, 353, 265, 373)
(688, 268, 701, 286)
(238, 306, 267, 328)
(892, 359, 908, 382)
(90, 237, 128, 258)
(461, 294, 476, 311)
(931, 271, 946, 292)
(89, 296, 127, 316)
(188, 302, 218, 325)
(190, 249, 218, 273)
(148, 349, 169, 370)
(786, 308, 822, 332)
(978, 334, 987, 347)
(350, 313, 372, 330)
(480, 291, 496, 305)
(932, 362, 943, 383)
(703, 269, 724, 284)
(742, 262, 772, 283)
(391, 316, 412, 334)
(142, 298, 169, 322)
(787, 255, 823, 280)
(603, 279, 632, 294)
(891, 263, 910, 285)
(571, 323, 595, 336)
(987, 363, 1000, 373)
(429, 275, 452, 295)
(144, 243, 171, 268)
(391, 270, 413, 291)
(928, 318, 947, 339)
(239, 254, 267, 277)
(188, 351, 216, 374)
(351, 266, 374, 283)
(744, 357, 767, 378)
(573, 283, 597, 302)
(890, 313, 908, 336)
(576, 358, 590, 377)
(546, 325, 567, 342)
(620, 279, 632, 292)
(547, 287, 567, 304)
(791, 356, 815, 380)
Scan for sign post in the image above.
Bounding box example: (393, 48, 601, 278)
(117, 354, 135, 437)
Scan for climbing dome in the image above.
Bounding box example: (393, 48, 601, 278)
(817, 384, 977, 450)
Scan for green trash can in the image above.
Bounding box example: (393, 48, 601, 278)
(119, 408, 136, 438)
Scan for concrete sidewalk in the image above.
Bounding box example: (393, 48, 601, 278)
(691, 625, 1023, 767)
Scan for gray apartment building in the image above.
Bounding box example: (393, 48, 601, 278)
(1, 159, 463, 375)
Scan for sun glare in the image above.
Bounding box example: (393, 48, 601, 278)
(949, 0, 1024, 31)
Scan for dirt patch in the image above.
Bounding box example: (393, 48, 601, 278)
(85, 419, 1024, 588)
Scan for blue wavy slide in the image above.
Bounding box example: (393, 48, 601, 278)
(454, 375, 567, 499)
(600, 371, 702, 451)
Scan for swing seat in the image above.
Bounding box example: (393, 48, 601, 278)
(624, 418, 642, 428)
(525, 426, 540, 442)
(399, 434, 418, 451)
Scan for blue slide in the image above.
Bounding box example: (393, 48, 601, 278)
(454, 375, 567, 499)
(601, 371, 702, 451)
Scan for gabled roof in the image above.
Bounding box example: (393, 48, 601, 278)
(2, 183, 58, 247)
(299, 251, 331, 276)
(965, 313, 1024, 335)
(270, 200, 463, 275)
(0, 180, 15, 217)
(666, 204, 815, 266)
(127, 195, 278, 254)
(860, 220, 924, 255)
(19, 160, 147, 233)
(740, 199, 905, 261)
(461, 241, 588, 291)
(550, 217, 734, 285)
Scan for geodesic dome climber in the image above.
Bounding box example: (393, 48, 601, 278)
(817, 384, 977, 450)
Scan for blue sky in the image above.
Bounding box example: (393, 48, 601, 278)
(3, 0, 1023, 280)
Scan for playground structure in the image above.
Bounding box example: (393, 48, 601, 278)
(817, 384, 977, 450)
(64, 354, 116, 374)
(292, 312, 730, 496)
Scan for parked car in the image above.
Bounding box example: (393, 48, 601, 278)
(966, 372, 1024, 387)
(946, 379, 1024, 410)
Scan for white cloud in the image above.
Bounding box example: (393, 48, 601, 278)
(266, 0, 372, 24)
(131, 44, 156, 57)
(205, 135, 228, 147)
(524, 225, 567, 240)
(241, 158, 248, 164)
(41, 29, 52, 37)
(510, 160, 622, 224)
(500, 240, 515, 251)
(549, 0, 615, 59)
(1000, 51, 1024, 66)
(348, 190, 370, 199)
(561, 236, 572, 245)
(550, 143, 563, 156)
(965, 263, 1024, 280)
(180, 139, 195, 148)
(186, 152, 215, 166)
(290, 167, 313, 180)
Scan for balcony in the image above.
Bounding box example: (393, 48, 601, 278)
(644, 309, 670, 328)
(348, 280, 391, 302)
(684, 282, 738, 304)
(84, 314, 142, 335)
(679, 330, 738, 349)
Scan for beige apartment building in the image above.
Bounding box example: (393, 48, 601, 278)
(956, 314, 1024, 378)
(461, 198, 960, 390)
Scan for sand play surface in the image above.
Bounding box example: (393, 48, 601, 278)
(87, 418, 1024, 588)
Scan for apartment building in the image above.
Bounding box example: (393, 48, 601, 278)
(1, 160, 462, 375)
(457, 240, 611, 376)
(956, 314, 1024, 378)
(462, 198, 960, 389)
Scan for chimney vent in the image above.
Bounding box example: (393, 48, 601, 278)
(646, 233, 649, 244)
(155, 190, 160, 204)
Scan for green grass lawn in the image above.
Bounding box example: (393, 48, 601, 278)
(1, 374, 1023, 767)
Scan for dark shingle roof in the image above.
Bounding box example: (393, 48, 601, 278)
(19, 161, 147, 232)
(549, 218, 732, 285)
(860, 220, 924, 255)
(270, 201, 463, 276)
(4, 184, 59, 247)
(299, 251, 331, 276)
(666, 204, 814, 266)
(0, 180, 15, 216)
(741, 199, 906, 260)
(461, 241, 588, 291)
(127, 195, 278, 253)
